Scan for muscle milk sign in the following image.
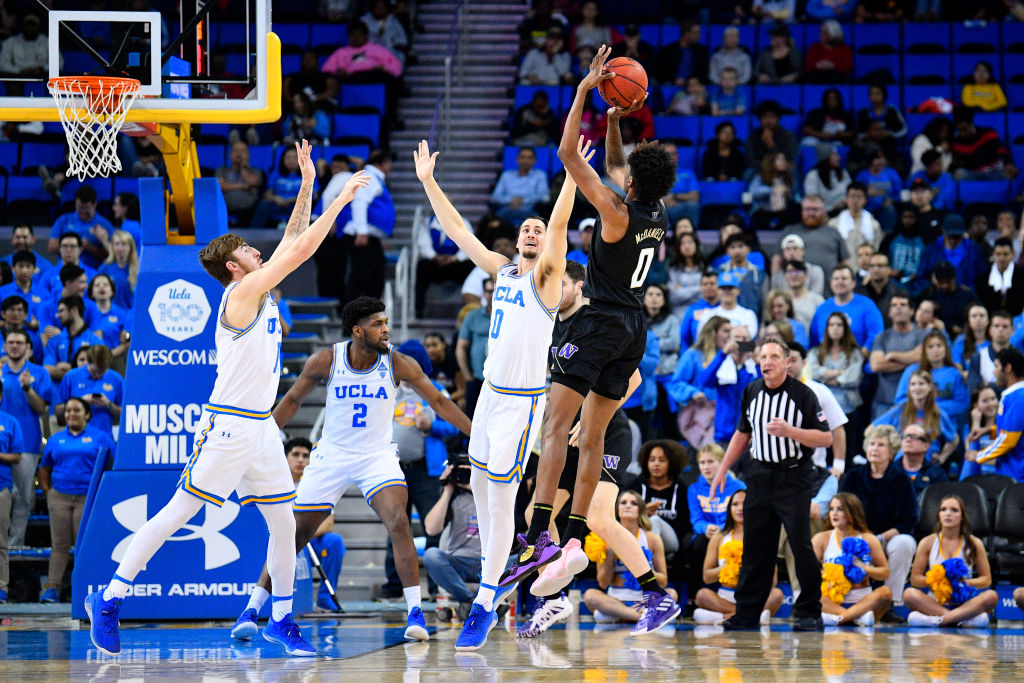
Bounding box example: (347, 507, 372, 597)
(116, 253, 224, 471)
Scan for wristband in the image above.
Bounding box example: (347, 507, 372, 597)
(832, 459, 845, 475)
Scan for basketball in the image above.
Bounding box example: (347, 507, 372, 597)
(597, 57, 648, 109)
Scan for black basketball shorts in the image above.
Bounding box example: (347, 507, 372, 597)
(550, 305, 648, 400)
(558, 409, 634, 491)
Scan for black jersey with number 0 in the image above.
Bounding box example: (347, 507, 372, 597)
(581, 198, 669, 309)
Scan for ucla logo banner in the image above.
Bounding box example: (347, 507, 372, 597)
(147, 278, 212, 342)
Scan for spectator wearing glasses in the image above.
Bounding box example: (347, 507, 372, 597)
(896, 423, 948, 497)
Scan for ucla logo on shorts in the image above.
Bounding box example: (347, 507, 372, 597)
(558, 343, 579, 359)
(603, 455, 620, 470)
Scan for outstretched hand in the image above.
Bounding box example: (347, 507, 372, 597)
(578, 44, 615, 92)
(413, 139, 439, 183)
(577, 135, 596, 163)
(607, 95, 647, 118)
(295, 139, 315, 182)
(336, 170, 370, 205)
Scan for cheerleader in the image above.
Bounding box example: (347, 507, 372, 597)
(812, 493, 892, 626)
(693, 490, 783, 625)
(904, 495, 998, 627)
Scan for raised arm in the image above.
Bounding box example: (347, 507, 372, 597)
(414, 140, 509, 278)
(229, 171, 370, 316)
(559, 45, 631, 240)
(536, 136, 594, 296)
(273, 347, 333, 428)
(269, 140, 318, 262)
(395, 351, 472, 437)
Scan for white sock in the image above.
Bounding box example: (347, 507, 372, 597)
(246, 586, 270, 614)
(822, 613, 841, 626)
(103, 575, 132, 601)
(474, 584, 496, 612)
(693, 608, 725, 625)
(271, 595, 293, 621)
(854, 611, 874, 627)
(404, 586, 422, 613)
(759, 609, 770, 625)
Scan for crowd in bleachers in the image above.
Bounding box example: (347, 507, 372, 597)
(405, 3, 1024, 625)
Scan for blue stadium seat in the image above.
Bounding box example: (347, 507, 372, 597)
(20, 142, 67, 174)
(952, 21, 1000, 53)
(1007, 84, 1024, 110)
(275, 24, 311, 51)
(904, 23, 951, 53)
(653, 116, 700, 144)
(316, 144, 371, 164)
(248, 144, 275, 173)
(903, 84, 954, 111)
(341, 84, 387, 113)
(698, 180, 745, 206)
(215, 22, 247, 48)
(779, 114, 801, 136)
(852, 23, 900, 53)
(23, 82, 47, 98)
(803, 84, 852, 112)
(6, 175, 52, 202)
(974, 112, 1008, 142)
(958, 180, 1011, 207)
(904, 113, 946, 141)
(660, 24, 680, 46)
(1004, 57, 1024, 84)
(677, 145, 697, 173)
(800, 144, 849, 176)
(225, 54, 249, 77)
(199, 124, 231, 143)
(311, 24, 347, 50)
(854, 53, 901, 84)
(112, 177, 140, 198)
(699, 115, 750, 144)
(1008, 113, 1024, 143)
(903, 54, 951, 83)
(954, 54, 1001, 84)
(639, 24, 661, 48)
(281, 53, 301, 76)
(62, 52, 96, 75)
(514, 85, 560, 112)
(196, 143, 226, 169)
(752, 85, 802, 113)
(0, 142, 18, 173)
(332, 113, 380, 146)
(658, 85, 682, 112)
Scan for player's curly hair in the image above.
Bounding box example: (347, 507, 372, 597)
(627, 142, 677, 204)
(342, 296, 386, 336)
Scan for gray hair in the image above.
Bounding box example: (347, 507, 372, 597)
(863, 424, 900, 456)
(822, 20, 844, 42)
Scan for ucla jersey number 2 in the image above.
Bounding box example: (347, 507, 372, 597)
(352, 403, 367, 428)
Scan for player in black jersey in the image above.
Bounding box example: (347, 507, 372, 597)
(500, 46, 680, 635)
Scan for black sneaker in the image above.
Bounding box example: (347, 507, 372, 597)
(880, 608, 906, 624)
(722, 615, 760, 630)
(792, 616, 824, 631)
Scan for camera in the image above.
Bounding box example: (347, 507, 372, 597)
(441, 453, 472, 486)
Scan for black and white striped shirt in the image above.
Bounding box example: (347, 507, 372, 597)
(737, 376, 829, 464)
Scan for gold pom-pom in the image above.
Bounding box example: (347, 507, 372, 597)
(821, 562, 852, 604)
(583, 531, 607, 566)
(926, 564, 952, 605)
(719, 540, 743, 588)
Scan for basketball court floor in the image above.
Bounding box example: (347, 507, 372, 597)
(3, 610, 1023, 680)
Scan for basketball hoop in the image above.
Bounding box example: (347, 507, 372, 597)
(48, 76, 142, 179)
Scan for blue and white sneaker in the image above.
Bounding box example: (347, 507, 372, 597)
(516, 593, 573, 638)
(40, 587, 60, 603)
(262, 614, 316, 656)
(84, 591, 123, 655)
(494, 582, 517, 607)
(455, 603, 498, 651)
(629, 592, 680, 636)
(230, 608, 259, 640)
(405, 606, 429, 641)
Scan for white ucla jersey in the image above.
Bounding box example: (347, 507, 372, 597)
(322, 341, 399, 452)
(207, 282, 282, 417)
(482, 263, 558, 391)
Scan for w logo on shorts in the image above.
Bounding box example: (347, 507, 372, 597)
(603, 455, 620, 469)
(558, 343, 579, 359)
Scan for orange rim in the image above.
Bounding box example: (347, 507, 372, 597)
(48, 75, 141, 108)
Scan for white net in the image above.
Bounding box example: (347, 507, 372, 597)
(48, 77, 141, 180)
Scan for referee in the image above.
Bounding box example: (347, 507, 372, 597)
(709, 338, 832, 631)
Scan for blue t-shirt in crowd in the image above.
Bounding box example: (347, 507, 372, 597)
(39, 260, 98, 300)
(809, 294, 885, 348)
(688, 472, 746, 535)
(0, 360, 53, 454)
(908, 170, 955, 210)
(873, 403, 957, 460)
(50, 213, 114, 271)
(44, 327, 103, 367)
(91, 303, 131, 349)
(266, 172, 319, 222)
(41, 424, 113, 495)
(276, 297, 292, 332)
(36, 296, 102, 332)
(855, 167, 902, 213)
(0, 409, 23, 491)
(0, 280, 47, 323)
(894, 364, 969, 418)
(57, 366, 124, 438)
(710, 87, 747, 114)
(98, 261, 135, 311)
